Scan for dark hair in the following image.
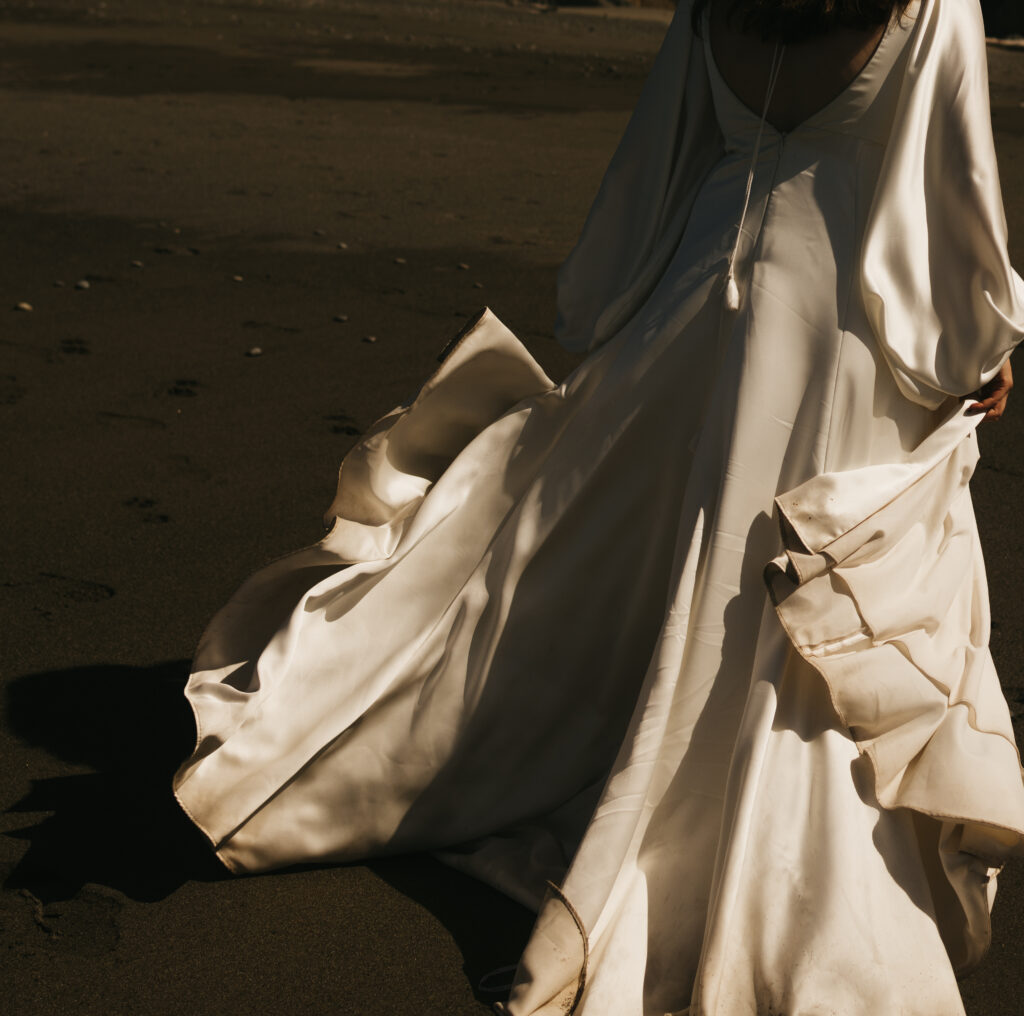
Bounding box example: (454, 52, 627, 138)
(691, 0, 914, 43)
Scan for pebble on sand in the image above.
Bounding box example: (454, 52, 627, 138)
(333, 314, 350, 323)
(363, 335, 378, 344)
(246, 346, 263, 357)
(473, 281, 484, 289)
(75, 279, 91, 290)
(232, 275, 245, 283)
(457, 262, 470, 270)
(394, 257, 407, 265)
(130, 260, 145, 268)
(337, 242, 348, 249)
(14, 301, 33, 312)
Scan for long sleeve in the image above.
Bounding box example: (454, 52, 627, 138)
(861, 0, 1024, 408)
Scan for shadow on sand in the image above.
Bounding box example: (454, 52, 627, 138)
(3, 659, 534, 1002)
(370, 855, 535, 1003)
(4, 660, 224, 904)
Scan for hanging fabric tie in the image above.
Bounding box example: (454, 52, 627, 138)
(724, 41, 786, 312)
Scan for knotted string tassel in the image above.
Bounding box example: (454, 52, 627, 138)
(724, 272, 741, 312)
(722, 41, 786, 313)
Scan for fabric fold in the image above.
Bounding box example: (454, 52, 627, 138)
(766, 407, 1024, 865)
(173, 308, 557, 855)
(323, 307, 555, 562)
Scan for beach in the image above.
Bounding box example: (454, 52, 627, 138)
(1, 1, 1022, 1012)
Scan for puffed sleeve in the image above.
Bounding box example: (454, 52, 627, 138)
(861, 0, 1024, 409)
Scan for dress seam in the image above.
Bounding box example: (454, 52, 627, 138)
(823, 155, 862, 473)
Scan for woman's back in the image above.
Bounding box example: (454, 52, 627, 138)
(708, 1, 889, 133)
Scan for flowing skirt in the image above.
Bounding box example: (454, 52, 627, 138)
(175, 300, 1024, 1015)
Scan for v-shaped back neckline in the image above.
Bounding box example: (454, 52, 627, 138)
(702, 8, 901, 137)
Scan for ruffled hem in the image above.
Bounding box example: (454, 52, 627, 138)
(173, 308, 558, 858)
(765, 406, 1024, 865)
(322, 307, 555, 562)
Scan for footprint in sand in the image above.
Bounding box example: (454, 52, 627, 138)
(242, 320, 301, 334)
(166, 379, 200, 398)
(325, 413, 361, 436)
(153, 244, 200, 256)
(122, 496, 171, 524)
(163, 453, 211, 481)
(14, 885, 124, 955)
(0, 573, 116, 619)
(38, 573, 116, 604)
(0, 375, 27, 405)
(96, 411, 166, 430)
(60, 338, 90, 356)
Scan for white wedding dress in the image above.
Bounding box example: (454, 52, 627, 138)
(174, 1, 1024, 1013)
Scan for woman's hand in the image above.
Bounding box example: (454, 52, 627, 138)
(967, 359, 1013, 422)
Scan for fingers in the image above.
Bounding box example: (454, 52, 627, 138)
(967, 384, 1005, 406)
(966, 397, 1006, 420)
(966, 361, 1013, 421)
(968, 393, 997, 410)
(970, 395, 1009, 421)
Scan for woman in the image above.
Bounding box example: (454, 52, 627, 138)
(174, 0, 1024, 1012)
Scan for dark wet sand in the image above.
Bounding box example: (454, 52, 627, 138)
(1, 1, 1022, 1013)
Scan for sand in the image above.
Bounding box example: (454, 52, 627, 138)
(1, 1, 1022, 1013)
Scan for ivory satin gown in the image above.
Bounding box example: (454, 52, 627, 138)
(174, 1, 1024, 1013)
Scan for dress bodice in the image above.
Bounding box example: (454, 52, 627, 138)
(623, 2, 936, 481)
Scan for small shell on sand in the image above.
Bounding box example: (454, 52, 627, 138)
(394, 257, 407, 265)
(333, 314, 350, 323)
(130, 260, 144, 268)
(363, 335, 378, 344)
(246, 346, 263, 357)
(457, 262, 470, 270)
(232, 275, 244, 283)
(337, 242, 348, 249)
(75, 279, 91, 290)
(14, 301, 33, 312)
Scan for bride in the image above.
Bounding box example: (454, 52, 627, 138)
(174, 0, 1024, 1012)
